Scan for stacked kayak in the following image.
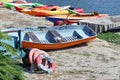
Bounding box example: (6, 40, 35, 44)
(14, 5, 71, 12)
(2, 1, 44, 9)
(0, 0, 14, 3)
(0, 2, 2, 7)
(14, 6, 84, 17)
(24, 8, 70, 16)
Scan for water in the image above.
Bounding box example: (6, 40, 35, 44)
(26, 0, 120, 16)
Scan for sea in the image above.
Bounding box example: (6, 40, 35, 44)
(26, 0, 120, 16)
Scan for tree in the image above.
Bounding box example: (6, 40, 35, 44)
(0, 32, 25, 80)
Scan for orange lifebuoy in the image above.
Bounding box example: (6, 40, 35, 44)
(35, 54, 55, 73)
(29, 48, 39, 64)
(28, 48, 55, 73)
(35, 54, 47, 70)
(29, 48, 49, 64)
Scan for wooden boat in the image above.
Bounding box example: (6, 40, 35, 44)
(46, 12, 109, 23)
(2, 25, 97, 50)
(14, 6, 84, 16)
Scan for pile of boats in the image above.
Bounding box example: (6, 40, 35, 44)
(1, 1, 108, 21)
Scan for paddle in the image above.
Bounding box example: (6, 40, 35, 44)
(67, 8, 81, 15)
(67, 8, 99, 16)
(65, 8, 81, 21)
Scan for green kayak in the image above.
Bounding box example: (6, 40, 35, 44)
(2, 2, 44, 9)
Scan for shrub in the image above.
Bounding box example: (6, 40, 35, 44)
(0, 31, 25, 80)
(0, 54, 25, 80)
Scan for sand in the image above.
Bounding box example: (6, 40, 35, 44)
(1, 8, 120, 80)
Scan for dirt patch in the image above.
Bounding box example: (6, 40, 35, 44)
(0, 8, 53, 29)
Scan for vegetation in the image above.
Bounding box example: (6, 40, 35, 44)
(0, 54, 25, 80)
(0, 31, 18, 55)
(97, 32, 120, 44)
(0, 31, 25, 80)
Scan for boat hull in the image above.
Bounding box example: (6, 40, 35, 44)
(22, 36, 96, 50)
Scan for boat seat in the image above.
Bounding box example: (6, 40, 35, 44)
(48, 30, 66, 42)
(74, 30, 89, 38)
(25, 32, 41, 42)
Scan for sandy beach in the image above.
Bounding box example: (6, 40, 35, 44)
(1, 8, 120, 80)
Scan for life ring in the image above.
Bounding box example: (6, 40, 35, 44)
(29, 48, 39, 64)
(28, 48, 55, 73)
(29, 48, 49, 64)
(35, 54, 47, 70)
(35, 54, 56, 73)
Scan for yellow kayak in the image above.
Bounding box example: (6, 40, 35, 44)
(0, 0, 14, 3)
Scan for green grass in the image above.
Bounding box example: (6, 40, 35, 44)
(97, 32, 120, 44)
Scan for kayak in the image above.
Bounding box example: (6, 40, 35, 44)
(15, 5, 72, 12)
(29, 9, 70, 16)
(15, 6, 84, 17)
(2, 1, 44, 9)
(0, 0, 14, 3)
(0, 2, 2, 7)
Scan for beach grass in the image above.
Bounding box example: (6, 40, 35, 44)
(97, 32, 120, 45)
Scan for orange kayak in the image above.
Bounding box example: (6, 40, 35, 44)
(31, 8, 70, 16)
(15, 6, 84, 17)
(15, 6, 70, 16)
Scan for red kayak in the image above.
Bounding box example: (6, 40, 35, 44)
(0, 2, 2, 7)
